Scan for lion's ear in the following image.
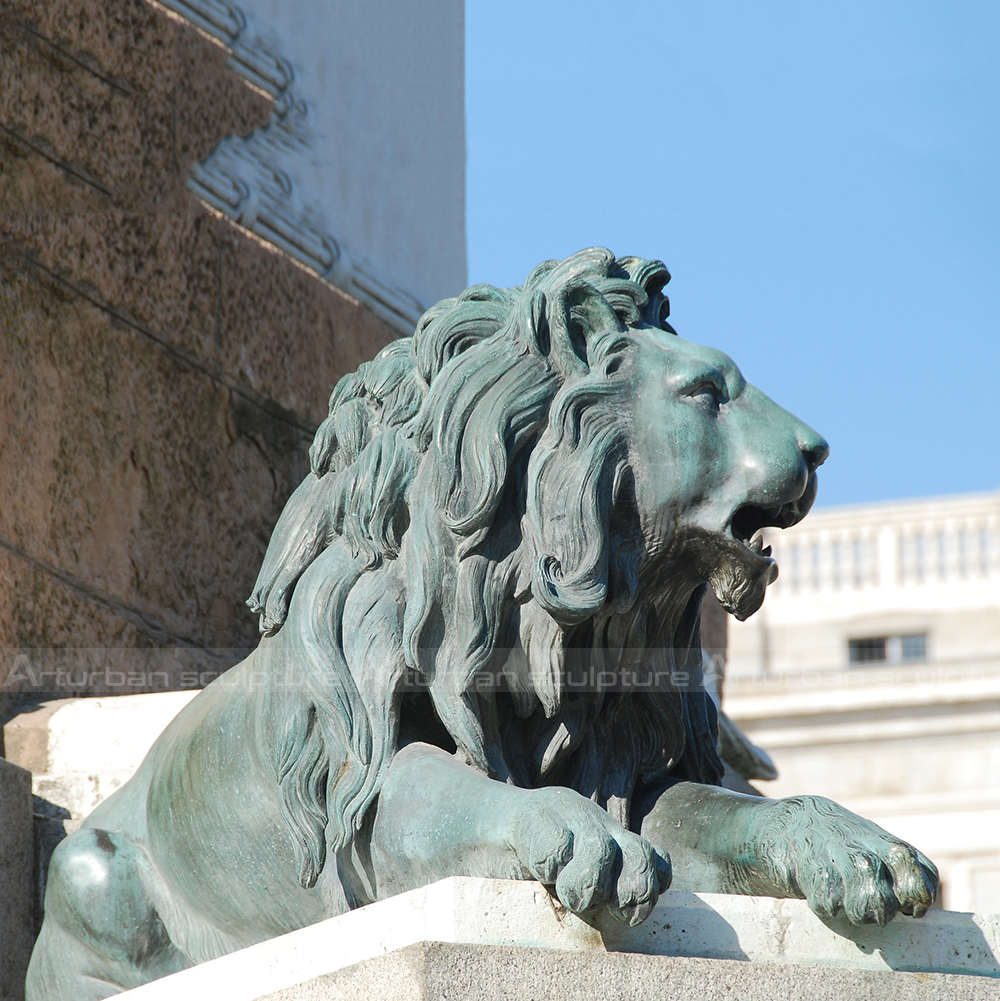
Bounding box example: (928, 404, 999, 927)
(546, 281, 626, 376)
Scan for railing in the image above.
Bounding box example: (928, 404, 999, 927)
(768, 502, 1000, 596)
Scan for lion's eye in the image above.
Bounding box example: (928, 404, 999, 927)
(688, 382, 725, 411)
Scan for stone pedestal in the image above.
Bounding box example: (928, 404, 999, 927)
(251, 943, 1000, 1001)
(4, 692, 202, 937)
(114, 877, 1000, 1001)
(4, 693, 198, 824)
(0, 758, 33, 1001)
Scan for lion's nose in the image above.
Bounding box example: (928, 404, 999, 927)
(798, 429, 830, 473)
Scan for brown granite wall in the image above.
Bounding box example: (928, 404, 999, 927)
(0, 0, 396, 722)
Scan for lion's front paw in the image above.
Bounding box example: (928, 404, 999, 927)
(506, 787, 671, 926)
(753, 796, 939, 925)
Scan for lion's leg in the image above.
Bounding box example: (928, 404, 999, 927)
(26, 828, 188, 1001)
(639, 782, 939, 926)
(361, 742, 671, 925)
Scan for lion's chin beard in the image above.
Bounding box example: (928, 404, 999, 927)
(667, 529, 779, 622)
(708, 538, 779, 621)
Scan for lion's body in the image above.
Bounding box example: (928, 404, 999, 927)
(27, 250, 938, 1001)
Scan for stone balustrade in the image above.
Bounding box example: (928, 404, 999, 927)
(764, 492, 1000, 598)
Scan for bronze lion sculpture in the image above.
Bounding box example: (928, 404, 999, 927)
(28, 249, 938, 999)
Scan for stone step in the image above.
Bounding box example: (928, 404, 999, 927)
(114, 876, 1000, 1001)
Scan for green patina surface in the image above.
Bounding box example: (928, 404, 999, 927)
(27, 250, 938, 1000)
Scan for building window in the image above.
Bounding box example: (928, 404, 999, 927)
(899, 633, 927, 661)
(848, 637, 886, 663)
(848, 633, 927, 666)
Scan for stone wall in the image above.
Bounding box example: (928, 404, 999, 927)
(0, 0, 396, 722)
(175, 0, 468, 317)
(0, 758, 32, 1001)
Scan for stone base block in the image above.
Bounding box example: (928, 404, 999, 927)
(4, 693, 198, 822)
(257, 942, 1000, 1001)
(0, 757, 33, 1001)
(4, 692, 203, 935)
(115, 877, 1000, 1001)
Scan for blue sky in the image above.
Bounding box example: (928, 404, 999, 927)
(465, 1, 1000, 507)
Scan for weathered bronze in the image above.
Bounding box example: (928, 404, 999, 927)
(27, 250, 939, 999)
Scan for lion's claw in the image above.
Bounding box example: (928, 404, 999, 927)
(508, 786, 670, 924)
(750, 796, 940, 926)
(886, 843, 939, 918)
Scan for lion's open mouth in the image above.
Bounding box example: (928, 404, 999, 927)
(728, 470, 819, 555)
(728, 505, 776, 560)
(709, 474, 819, 621)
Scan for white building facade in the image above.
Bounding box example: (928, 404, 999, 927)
(726, 491, 1000, 912)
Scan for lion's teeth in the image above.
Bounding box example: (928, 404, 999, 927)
(761, 545, 772, 559)
(750, 532, 764, 553)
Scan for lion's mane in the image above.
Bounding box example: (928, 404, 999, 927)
(247, 248, 725, 890)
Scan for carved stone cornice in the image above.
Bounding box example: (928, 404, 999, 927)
(152, 0, 426, 334)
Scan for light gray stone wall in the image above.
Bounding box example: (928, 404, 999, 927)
(153, 0, 466, 329)
(220, 0, 467, 310)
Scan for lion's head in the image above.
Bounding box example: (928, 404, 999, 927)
(247, 248, 828, 887)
